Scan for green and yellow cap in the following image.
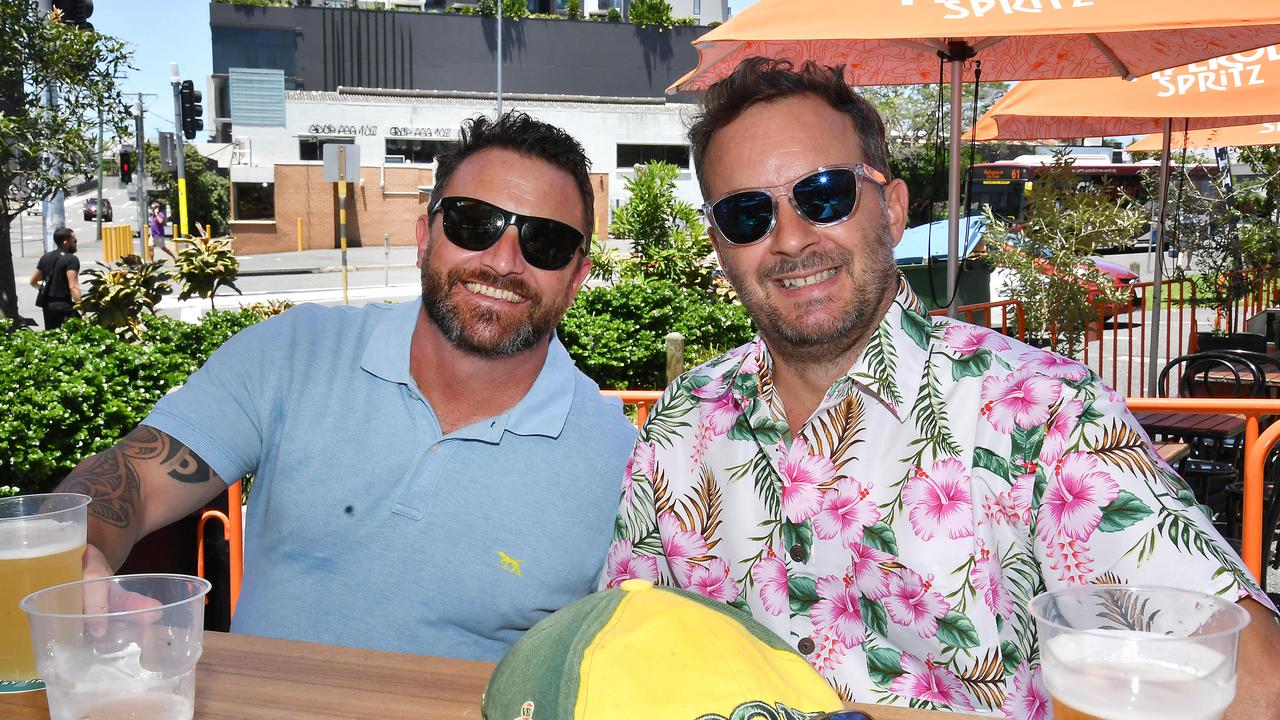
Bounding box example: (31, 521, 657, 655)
(481, 579, 844, 720)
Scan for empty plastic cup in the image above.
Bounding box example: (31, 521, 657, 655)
(21, 574, 212, 720)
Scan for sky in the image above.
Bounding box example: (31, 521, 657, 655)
(90, 0, 213, 140)
(727, 0, 757, 14)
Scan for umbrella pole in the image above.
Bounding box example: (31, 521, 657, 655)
(946, 59, 963, 318)
(1145, 118, 1173, 397)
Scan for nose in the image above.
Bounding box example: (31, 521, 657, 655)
(479, 223, 526, 275)
(767, 196, 823, 257)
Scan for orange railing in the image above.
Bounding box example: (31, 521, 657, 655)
(198, 395, 1275, 618)
(929, 299, 1026, 341)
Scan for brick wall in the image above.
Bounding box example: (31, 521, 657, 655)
(229, 164, 610, 256)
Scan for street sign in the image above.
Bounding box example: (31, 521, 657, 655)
(323, 143, 360, 182)
(158, 132, 177, 172)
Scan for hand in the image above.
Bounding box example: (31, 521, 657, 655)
(81, 544, 162, 637)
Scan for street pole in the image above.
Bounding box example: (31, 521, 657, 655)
(135, 95, 147, 257)
(39, 0, 63, 253)
(496, 0, 503, 116)
(338, 146, 349, 305)
(170, 63, 190, 239)
(95, 102, 104, 244)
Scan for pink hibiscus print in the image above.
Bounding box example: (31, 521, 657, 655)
(622, 441, 656, 507)
(1048, 536, 1096, 586)
(1018, 349, 1089, 382)
(809, 576, 865, 649)
(904, 458, 974, 541)
(812, 477, 881, 547)
(658, 512, 709, 583)
(1039, 400, 1084, 467)
(687, 557, 739, 602)
(751, 555, 789, 616)
(944, 325, 1011, 355)
(604, 540, 659, 587)
(1037, 452, 1119, 542)
(1002, 662, 1050, 720)
(984, 472, 1034, 527)
(883, 569, 951, 638)
(970, 543, 1014, 619)
(980, 369, 1062, 434)
(775, 437, 832, 523)
(889, 653, 974, 710)
(848, 542, 893, 600)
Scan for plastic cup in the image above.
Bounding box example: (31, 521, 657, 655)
(0, 493, 90, 693)
(1029, 585, 1250, 720)
(21, 574, 212, 720)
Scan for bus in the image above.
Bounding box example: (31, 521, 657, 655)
(966, 153, 1217, 253)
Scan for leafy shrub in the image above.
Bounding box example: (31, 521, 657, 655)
(560, 279, 754, 390)
(477, 0, 529, 19)
(606, 7, 621, 21)
(564, 0, 580, 19)
(176, 236, 241, 308)
(607, 161, 713, 290)
(0, 310, 265, 493)
(627, 0, 672, 27)
(78, 255, 173, 342)
(672, 16, 697, 25)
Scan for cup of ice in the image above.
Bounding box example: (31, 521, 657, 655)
(20, 574, 211, 720)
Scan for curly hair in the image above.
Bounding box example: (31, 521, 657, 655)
(432, 111, 595, 234)
(689, 58, 892, 194)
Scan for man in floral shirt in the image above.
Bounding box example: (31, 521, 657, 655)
(604, 58, 1280, 718)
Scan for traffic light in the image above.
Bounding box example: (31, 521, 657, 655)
(119, 148, 134, 184)
(179, 80, 204, 141)
(51, 0, 93, 31)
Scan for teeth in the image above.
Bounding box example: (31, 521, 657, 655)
(464, 282, 524, 303)
(780, 268, 837, 289)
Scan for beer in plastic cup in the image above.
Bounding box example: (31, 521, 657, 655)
(0, 493, 90, 693)
(1030, 585, 1250, 720)
(21, 573, 212, 720)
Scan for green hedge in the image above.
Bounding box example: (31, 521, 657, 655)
(0, 312, 262, 493)
(559, 278, 755, 390)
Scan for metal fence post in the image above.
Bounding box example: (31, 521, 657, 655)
(384, 232, 390, 287)
(665, 332, 685, 384)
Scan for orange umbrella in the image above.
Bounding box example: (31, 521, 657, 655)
(1128, 122, 1280, 152)
(965, 44, 1280, 396)
(670, 1, 1280, 315)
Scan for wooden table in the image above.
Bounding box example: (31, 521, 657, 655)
(1134, 410, 1246, 441)
(1, 632, 984, 720)
(1153, 441, 1192, 465)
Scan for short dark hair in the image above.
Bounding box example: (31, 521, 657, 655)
(433, 111, 595, 236)
(689, 58, 893, 194)
(53, 228, 74, 247)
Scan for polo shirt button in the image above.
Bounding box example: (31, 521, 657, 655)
(789, 544, 806, 563)
(797, 637, 815, 655)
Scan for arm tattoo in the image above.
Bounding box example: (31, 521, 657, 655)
(60, 427, 217, 529)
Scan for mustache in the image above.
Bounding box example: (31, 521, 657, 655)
(756, 250, 850, 284)
(445, 268, 536, 300)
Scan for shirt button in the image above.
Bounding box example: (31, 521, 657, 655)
(789, 544, 806, 563)
(430, 446, 440, 454)
(797, 637, 815, 655)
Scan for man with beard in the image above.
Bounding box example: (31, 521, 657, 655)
(54, 112, 636, 661)
(30, 227, 82, 329)
(605, 59, 1280, 718)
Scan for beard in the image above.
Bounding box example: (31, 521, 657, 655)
(420, 263, 563, 358)
(725, 212, 898, 362)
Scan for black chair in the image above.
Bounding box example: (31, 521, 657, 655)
(1218, 446, 1280, 590)
(1157, 353, 1265, 510)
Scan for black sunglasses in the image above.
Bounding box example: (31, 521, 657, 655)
(704, 164, 888, 246)
(429, 196, 588, 271)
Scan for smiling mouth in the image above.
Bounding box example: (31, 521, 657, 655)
(463, 282, 525, 303)
(778, 268, 838, 289)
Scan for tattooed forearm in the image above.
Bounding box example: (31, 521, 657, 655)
(58, 427, 217, 529)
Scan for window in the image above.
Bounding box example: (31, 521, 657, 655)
(234, 182, 275, 221)
(385, 138, 452, 165)
(693, 0, 700, 14)
(616, 144, 691, 169)
(298, 136, 354, 162)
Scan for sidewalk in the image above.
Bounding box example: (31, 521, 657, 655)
(12, 237, 422, 326)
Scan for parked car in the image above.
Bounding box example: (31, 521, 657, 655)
(83, 198, 112, 221)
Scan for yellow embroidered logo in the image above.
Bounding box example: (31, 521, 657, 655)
(498, 551, 523, 576)
(514, 701, 534, 720)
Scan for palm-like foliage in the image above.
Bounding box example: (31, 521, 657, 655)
(176, 236, 241, 309)
(78, 256, 173, 342)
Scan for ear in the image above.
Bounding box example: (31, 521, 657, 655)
(415, 214, 431, 268)
(565, 253, 593, 304)
(883, 178, 909, 248)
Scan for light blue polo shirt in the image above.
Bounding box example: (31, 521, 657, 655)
(143, 299, 636, 661)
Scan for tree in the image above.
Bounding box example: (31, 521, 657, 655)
(0, 0, 132, 325)
(144, 142, 231, 237)
(628, 0, 674, 28)
(605, 161, 712, 289)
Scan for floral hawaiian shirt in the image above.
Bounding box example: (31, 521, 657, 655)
(604, 276, 1273, 718)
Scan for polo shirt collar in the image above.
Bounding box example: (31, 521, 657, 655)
(360, 299, 574, 440)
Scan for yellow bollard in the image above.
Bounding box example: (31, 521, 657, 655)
(297, 217, 303, 253)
